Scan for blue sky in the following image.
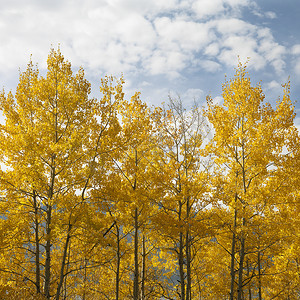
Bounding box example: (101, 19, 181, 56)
(0, 0, 299, 126)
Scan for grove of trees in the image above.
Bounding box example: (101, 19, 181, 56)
(0, 49, 299, 299)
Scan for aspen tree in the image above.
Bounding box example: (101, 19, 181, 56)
(152, 97, 211, 300)
(0, 49, 120, 299)
(206, 62, 296, 299)
(115, 94, 156, 300)
(265, 122, 300, 299)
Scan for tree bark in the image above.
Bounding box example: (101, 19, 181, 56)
(186, 198, 191, 300)
(63, 240, 71, 300)
(33, 190, 41, 294)
(116, 224, 120, 300)
(237, 233, 245, 300)
(179, 230, 185, 300)
(133, 207, 139, 300)
(177, 197, 185, 300)
(246, 260, 252, 300)
(238, 123, 247, 300)
(44, 204, 52, 299)
(258, 251, 262, 300)
(141, 234, 146, 300)
(55, 223, 72, 300)
(44, 153, 56, 298)
(83, 257, 87, 300)
(230, 201, 237, 300)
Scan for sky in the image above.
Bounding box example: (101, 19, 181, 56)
(0, 0, 299, 126)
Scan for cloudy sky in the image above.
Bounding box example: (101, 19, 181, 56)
(0, 0, 299, 125)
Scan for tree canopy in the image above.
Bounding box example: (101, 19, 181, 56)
(0, 49, 299, 300)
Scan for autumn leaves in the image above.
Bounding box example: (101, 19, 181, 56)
(0, 50, 299, 299)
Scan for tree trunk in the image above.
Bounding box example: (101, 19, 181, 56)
(45, 155, 56, 299)
(44, 204, 52, 299)
(238, 131, 247, 300)
(33, 190, 41, 294)
(185, 231, 191, 300)
(133, 207, 139, 300)
(141, 234, 146, 300)
(246, 260, 252, 300)
(55, 223, 72, 300)
(258, 251, 262, 300)
(237, 234, 245, 300)
(178, 200, 185, 300)
(63, 240, 71, 300)
(116, 224, 120, 300)
(179, 232, 185, 300)
(186, 198, 191, 300)
(83, 257, 87, 300)
(230, 204, 237, 300)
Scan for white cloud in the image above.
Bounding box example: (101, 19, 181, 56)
(212, 18, 255, 36)
(105, 0, 179, 17)
(192, 0, 225, 19)
(264, 80, 281, 91)
(142, 87, 170, 105)
(294, 59, 300, 75)
(144, 50, 187, 78)
(258, 38, 286, 73)
(218, 35, 266, 70)
(140, 81, 151, 87)
(154, 17, 213, 52)
(291, 45, 300, 55)
(204, 43, 220, 56)
(257, 27, 271, 39)
(212, 96, 223, 105)
(191, 0, 252, 19)
(256, 27, 286, 73)
(259, 40, 285, 62)
(225, 0, 250, 5)
(204, 19, 286, 74)
(265, 11, 277, 19)
(201, 60, 222, 72)
(294, 113, 300, 129)
(290, 45, 300, 75)
(182, 88, 204, 102)
(0, 0, 292, 93)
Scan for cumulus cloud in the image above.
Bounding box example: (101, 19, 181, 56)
(289, 45, 300, 75)
(201, 17, 287, 73)
(182, 88, 204, 102)
(204, 43, 220, 56)
(191, 0, 251, 19)
(201, 60, 222, 72)
(0, 0, 291, 86)
(258, 37, 286, 73)
(291, 45, 300, 55)
(212, 18, 256, 35)
(294, 60, 300, 75)
(144, 49, 188, 78)
(192, 0, 225, 19)
(294, 113, 300, 132)
(264, 80, 282, 92)
(154, 17, 213, 52)
(219, 35, 261, 66)
(265, 11, 277, 19)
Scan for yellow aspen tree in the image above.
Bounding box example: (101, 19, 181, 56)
(51, 75, 124, 300)
(115, 94, 157, 300)
(82, 172, 134, 300)
(0, 49, 121, 299)
(205, 62, 296, 299)
(83, 90, 159, 299)
(265, 123, 300, 299)
(151, 97, 211, 300)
